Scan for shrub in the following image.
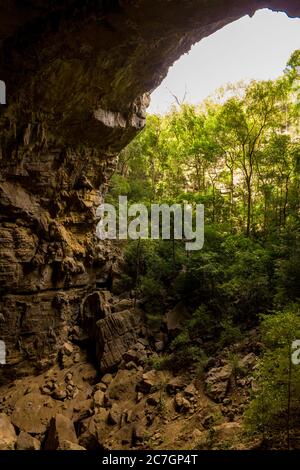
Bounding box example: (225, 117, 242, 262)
(187, 304, 215, 338)
(149, 354, 172, 371)
(218, 318, 242, 348)
(168, 329, 207, 371)
(245, 304, 300, 447)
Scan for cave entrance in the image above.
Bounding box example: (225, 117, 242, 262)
(105, 8, 300, 236)
(102, 8, 300, 323)
(149, 9, 300, 114)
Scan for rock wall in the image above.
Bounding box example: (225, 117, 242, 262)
(0, 0, 299, 379)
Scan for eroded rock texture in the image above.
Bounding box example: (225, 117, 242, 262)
(0, 0, 299, 380)
(96, 308, 143, 372)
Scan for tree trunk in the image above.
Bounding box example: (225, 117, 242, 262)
(283, 176, 290, 227)
(246, 178, 252, 237)
(287, 343, 292, 450)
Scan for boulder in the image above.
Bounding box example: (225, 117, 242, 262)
(107, 404, 121, 426)
(81, 364, 98, 383)
(184, 383, 197, 397)
(81, 291, 111, 340)
(213, 422, 242, 443)
(45, 414, 78, 450)
(205, 365, 232, 402)
(58, 440, 86, 450)
(51, 387, 67, 401)
(61, 342, 74, 356)
(108, 369, 139, 402)
(65, 373, 73, 383)
(11, 393, 55, 434)
(96, 309, 143, 372)
(95, 382, 107, 392)
(73, 352, 81, 363)
(240, 353, 257, 370)
(192, 428, 204, 441)
(166, 377, 186, 395)
(0, 413, 17, 450)
(123, 349, 139, 364)
(126, 361, 138, 370)
(174, 393, 191, 412)
(137, 338, 149, 347)
(137, 370, 157, 394)
(132, 423, 145, 445)
(200, 412, 216, 429)
(118, 425, 134, 446)
(165, 302, 189, 334)
(16, 431, 40, 450)
(147, 393, 160, 406)
(113, 299, 133, 312)
(93, 390, 105, 408)
(78, 431, 98, 450)
(101, 373, 113, 385)
(73, 399, 93, 422)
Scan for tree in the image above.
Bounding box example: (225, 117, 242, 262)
(245, 306, 300, 448)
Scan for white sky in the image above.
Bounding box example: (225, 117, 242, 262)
(148, 9, 300, 114)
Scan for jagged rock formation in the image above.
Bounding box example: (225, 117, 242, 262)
(0, 0, 299, 379)
(96, 308, 144, 372)
(81, 289, 145, 371)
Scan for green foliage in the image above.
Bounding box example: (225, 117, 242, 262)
(105, 50, 300, 445)
(149, 354, 172, 371)
(156, 397, 167, 418)
(167, 329, 207, 372)
(227, 352, 247, 378)
(275, 244, 300, 304)
(219, 235, 273, 319)
(219, 319, 243, 348)
(113, 51, 300, 238)
(139, 276, 166, 314)
(187, 305, 215, 338)
(245, 305, 300, 444)
(112, 48, 300, 334)
(145, 312, 164, 332)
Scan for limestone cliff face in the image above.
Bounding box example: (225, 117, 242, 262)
(0, 0, 299, 379)
(0, 141, 117, 379)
